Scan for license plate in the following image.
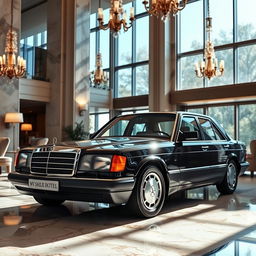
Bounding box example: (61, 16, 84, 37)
(28, 179, 59, 192)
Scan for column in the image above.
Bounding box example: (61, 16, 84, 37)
(148, 15, 176, 111)
(46, 0, 90, 143)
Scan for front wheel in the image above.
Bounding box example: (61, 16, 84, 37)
(216, 160, 238, 194)
(128, 166, 166, 218)
(33, 196, 65, 206)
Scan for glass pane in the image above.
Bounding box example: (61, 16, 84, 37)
(136, 16, 149, 62)
(178, 54, 204, 90)
(27, 48, 33, 77)
(238, 45, 256, 83)
(27, 36, 34, 47)
(117, 68, 132, 98)
(136, 65, 149, 95)
(98, 113, 109, 129)
(179, 1, 203, 53)
(187, 108, 204, 114)
(207, 49, 233, 87)
(210, 0, 233, 45)
(208, 106, 235, 139)
(90, 32, 96, 72)
(90, 13, 96, 29)
(118, 27, 132, 66)
(36, 33, 42, 46)
(100, 30, 110, 69)
(103, 8, 110, 26)
(136, 0, 146, 14)
(237, 0, 256, 41)
(239, 104, 256, 152)
(42, 31, 47, 45)
(89, 115, 95, 133)
(239, 241, 256, 255)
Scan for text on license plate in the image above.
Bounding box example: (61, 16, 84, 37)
(28, 179, 59, 192)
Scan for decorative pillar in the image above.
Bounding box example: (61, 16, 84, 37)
(0, 0, 21, 150)
(46, 0, 90, 142)
(149, 15, 176, 111)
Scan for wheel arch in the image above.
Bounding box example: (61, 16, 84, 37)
(135, 156, 169, 195)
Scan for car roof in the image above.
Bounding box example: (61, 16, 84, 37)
(117, 111, 210, 119)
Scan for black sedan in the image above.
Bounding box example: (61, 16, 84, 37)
(9, 112, 249, 217)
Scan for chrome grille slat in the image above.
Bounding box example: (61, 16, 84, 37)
(30, 148, 80, 177)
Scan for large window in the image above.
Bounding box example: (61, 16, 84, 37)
(177, 0, 256, 90)
(90, 1, 149, 97)
(20, 31, 47, 80)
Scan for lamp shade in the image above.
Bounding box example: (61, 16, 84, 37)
(4, 113, 24, 123)
(21, 123, 32, 131)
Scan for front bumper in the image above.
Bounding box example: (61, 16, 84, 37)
(8, 172, 135, 204)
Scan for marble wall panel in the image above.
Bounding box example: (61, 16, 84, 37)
(0, 0, 21, 151)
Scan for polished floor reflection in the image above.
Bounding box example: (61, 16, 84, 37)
(1, 173, 256, 256)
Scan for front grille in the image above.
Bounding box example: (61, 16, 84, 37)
(31, 150, 80, 176)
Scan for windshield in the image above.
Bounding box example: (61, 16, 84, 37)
(95, 113, 176, 139)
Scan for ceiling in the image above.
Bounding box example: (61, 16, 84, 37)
(21, 0, 46, 12)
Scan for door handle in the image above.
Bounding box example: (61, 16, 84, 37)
(201, 146, 209, 150)
(224, 145, 230, 148)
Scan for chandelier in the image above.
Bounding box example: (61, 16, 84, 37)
(90, 53, 109, 87)
(195, 1, 224, 80)
(143, 0, 187, 21)
(98, 0, 135, 37)
(0, 0, 26, 79)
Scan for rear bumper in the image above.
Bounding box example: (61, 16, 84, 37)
(8, 172, 135, 204)
(240, 162, 249, 175)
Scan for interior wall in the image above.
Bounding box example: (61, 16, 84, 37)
(21, 2, 47, 39)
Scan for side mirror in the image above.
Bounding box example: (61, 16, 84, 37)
(182, 131, 199, 141)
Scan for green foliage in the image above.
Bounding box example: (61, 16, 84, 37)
(64, 121, 89, 141)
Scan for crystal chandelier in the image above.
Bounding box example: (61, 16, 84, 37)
(142, 0, 187, 21)
(195, 0, 224, 80)
(98, 0, 135, 37)
(0, 0, 26, 79)
(90, 53, 109, 87)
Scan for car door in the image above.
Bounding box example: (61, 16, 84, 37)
(174, 115, 209, 187)
(197, 118, 227, 183)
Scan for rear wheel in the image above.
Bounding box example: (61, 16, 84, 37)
(216, 160, 238, 194)
(33, 196, 65, 206)
(128, 166, 166, 218)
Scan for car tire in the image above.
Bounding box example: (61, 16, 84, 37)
(128, 165, 166, 218)
(216, 160, 238, 195)
(33, 196, 65, 206)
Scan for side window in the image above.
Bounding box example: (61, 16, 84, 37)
(199, 118, 217, 140)
(131, 123, 146, 135)
(212, 124, 226, 140)
(178, 116, 200, 140)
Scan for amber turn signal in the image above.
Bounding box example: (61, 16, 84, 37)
(110, 155, 127, 172)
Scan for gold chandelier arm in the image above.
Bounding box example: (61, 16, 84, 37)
(98, 20, 110, 31)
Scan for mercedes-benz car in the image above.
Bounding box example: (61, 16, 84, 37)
(9, 112, 249, 217)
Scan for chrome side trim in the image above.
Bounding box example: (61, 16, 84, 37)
(180, 164, 227, 172)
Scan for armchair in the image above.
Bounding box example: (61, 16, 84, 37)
(0, 137, 12, 174)
(247, 140, 256, 177)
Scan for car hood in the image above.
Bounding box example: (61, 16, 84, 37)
(60, 137, 171, 152)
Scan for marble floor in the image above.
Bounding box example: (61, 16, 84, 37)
(0, 173, 256, 256)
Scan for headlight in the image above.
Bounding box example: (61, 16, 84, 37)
(78, 154, 127, 173)
(16, 152, 32, 168)
(79, 155, 112, 172)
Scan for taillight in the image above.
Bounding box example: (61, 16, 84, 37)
(110, 155, 127, 172)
